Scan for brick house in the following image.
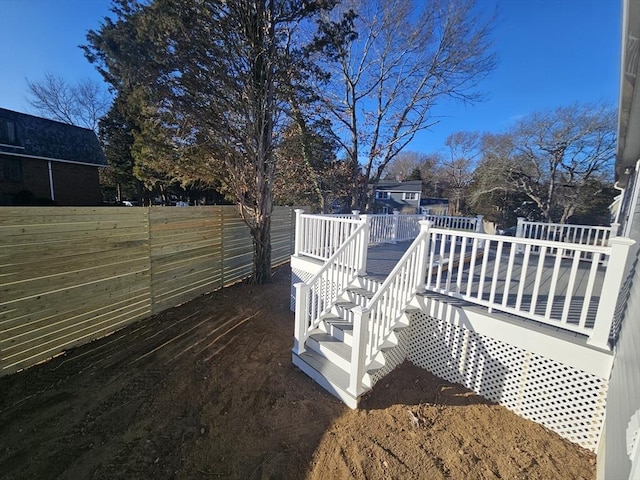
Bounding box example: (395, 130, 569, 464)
(0, 108, 107, 206)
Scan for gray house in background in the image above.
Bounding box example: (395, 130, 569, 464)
(371, 180, 422, 214)
(0, 108, 107, 206)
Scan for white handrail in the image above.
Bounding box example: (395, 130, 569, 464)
(293, 220, 369, 354)
(516, 218, 615, 247)
(295, 211, 362, 260)
(424, 228, 635, 348)
(348, 221, 431, 395)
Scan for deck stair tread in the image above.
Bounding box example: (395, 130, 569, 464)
(335, 300, 358, 308)
(346, 287, 375, 298)
(308, 332, 351, 361)
(294, 351, 350, 392)
(323, 319, 354, 333)
(379, 339, 397, 351)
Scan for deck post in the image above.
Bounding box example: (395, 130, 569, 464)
(416, 221, 432, 290)
(610, 222, 619, 240)
(294, 209, 304, 257)
(516, 217, 525, 254)
(293, 282, 309, 355)
(391, 210, 399, 244)
(357, 215, 370, 275)
(348, 306, 369, 397)
(587, 237, 636, 349)
(475, 215, 484, 233)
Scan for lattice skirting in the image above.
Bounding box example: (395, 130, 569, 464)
(406, 311, 608, 452)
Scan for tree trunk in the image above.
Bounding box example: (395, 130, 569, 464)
(251, 214, 272, 284)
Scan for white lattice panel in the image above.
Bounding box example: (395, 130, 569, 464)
(407, 311, 607, 451)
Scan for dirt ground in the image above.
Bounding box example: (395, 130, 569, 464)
(0, 264, 596, 480)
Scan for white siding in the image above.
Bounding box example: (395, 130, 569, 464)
(602, 181, 640, 480)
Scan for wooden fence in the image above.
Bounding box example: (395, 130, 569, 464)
(0, 205, 299, 376)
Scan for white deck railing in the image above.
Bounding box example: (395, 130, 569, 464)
(424, 228, 635, 349)
(294, 210, 363, 261)
(368, 214, 426, 244)
(516, 218, 615, 248)
(293, 219, 369, 354)
(349, 221, 431, 396)
(295, 210, 482, 260)
(424, 214, 484, 232)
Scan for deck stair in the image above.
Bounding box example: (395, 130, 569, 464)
(292, 275, 411, 408)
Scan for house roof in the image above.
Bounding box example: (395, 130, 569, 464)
(616, 0, 640, 186)
(0, 108, 107, 167)
(374, 180, 422, 192)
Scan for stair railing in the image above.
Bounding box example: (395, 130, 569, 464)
(293, 217, 370, 355)
(348, 220, 432, 396)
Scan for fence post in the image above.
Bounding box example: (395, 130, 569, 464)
(587, 237, 636, 349)
(352, 210, 360, 219)
(348, 306, 369, 397)
(293, 282, 309, 355)
(475, 215, 484, 234)
(294, 209, 304, 257)
(516, 217, 525, 254)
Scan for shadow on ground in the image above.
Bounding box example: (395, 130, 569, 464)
(0, 265, 595, 480)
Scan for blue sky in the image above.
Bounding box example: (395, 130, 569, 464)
(0, 0, 622, 154)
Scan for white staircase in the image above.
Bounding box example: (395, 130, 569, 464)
(292, 275, 411, 408)
(292, 218, 432, 408)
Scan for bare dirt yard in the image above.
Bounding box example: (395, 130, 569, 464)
(0, 264, 596, 480)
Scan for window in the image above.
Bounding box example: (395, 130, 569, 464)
(403, 192, 417, 200)
(375, 191, 389, 199)
(0, 120, 19, 146)
(0, 158, 23, 182)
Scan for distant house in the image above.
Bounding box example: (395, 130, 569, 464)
(419, 197, 449, 216)
(0, 108, 107, 206)
(371, 179, 422, 214)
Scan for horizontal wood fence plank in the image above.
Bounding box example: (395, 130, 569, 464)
(0, 205, 301, 376)
(0, 282, 151, 334)
(1, 249, 149, 281)
(0, 287, 151, 344)
(1, 303, 151, 374)
(1, 259, 151, 304)
(0, 206, 145, 224)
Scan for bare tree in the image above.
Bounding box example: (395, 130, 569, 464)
(315, 0, 496, 211)
(26, 72, 111, 131)
(472, 103, 617, 223)
(384, 151, 423, 181)
(440, 131, 480, 215)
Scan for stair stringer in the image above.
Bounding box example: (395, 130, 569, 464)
(362, 309, 415, 389)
